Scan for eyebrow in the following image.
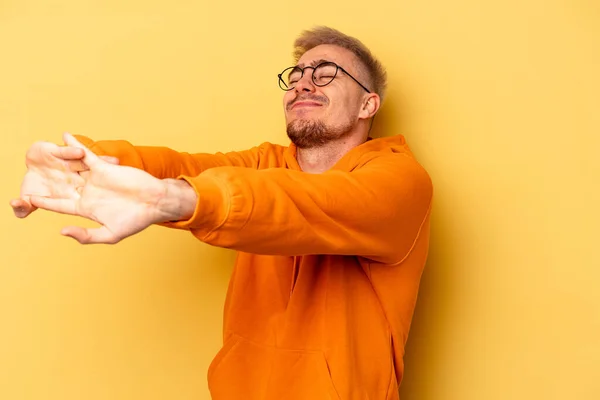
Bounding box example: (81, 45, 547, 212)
(297, 58, 331, 68)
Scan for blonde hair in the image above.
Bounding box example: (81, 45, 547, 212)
(293, 26, 387, 100)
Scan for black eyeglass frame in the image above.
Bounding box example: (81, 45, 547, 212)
(278, 62, 371, 93)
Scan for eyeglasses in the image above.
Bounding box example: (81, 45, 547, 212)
(278, 61, 371, 93)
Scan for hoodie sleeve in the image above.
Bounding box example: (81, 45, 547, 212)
(73, 135, 263, 178)
(163, 152, 433, 264)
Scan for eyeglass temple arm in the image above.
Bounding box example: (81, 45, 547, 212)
(338, 67, 371, 93)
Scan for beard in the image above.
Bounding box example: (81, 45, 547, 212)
(286, 118, 354, 149)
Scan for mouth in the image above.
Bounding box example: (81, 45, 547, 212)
(290, 101, 323, 110)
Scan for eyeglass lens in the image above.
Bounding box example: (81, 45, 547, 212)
(279, 62, 338, 90)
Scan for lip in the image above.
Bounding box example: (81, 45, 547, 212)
(291, 101, 323, 110)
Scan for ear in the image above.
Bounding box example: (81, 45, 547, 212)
(358, 93, 381, 120)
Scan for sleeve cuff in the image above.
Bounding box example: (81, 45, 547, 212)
(160, 174, 230, 235)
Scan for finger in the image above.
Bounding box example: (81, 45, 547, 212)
(69, 156, 118, 175)
(62, 133, 102, 167)
(29, 195, 77, 216)
(65, 159, 88, 172)
(61, 226, 119, 245)
(50, 146, 85, 161)
(9, 198, 37, 218)
(99, 155, 120, 165)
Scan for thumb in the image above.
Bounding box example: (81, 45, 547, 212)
(61, 225, 119, 245)
(10, 198, 37, 218)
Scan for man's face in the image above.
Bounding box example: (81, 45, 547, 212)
(283, 44, 369, 149)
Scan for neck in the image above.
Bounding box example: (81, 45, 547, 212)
(296, 134, 367, 174)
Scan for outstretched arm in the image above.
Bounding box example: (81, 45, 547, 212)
(11, 134, 275, 218)
(74, 135, 265, 179)
(166, 153, 433, 264)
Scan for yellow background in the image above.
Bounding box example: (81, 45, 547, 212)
(1, 1, 599, 399)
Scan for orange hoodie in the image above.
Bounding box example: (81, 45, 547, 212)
(76, 134, 433, 400)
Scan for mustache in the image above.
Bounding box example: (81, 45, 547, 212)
(286, 94, 328, 110)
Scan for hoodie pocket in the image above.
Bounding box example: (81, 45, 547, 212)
(207, 334, 240, 383)
(207, 334, 341, 400)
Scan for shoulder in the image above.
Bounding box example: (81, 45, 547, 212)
(342, 136, 430, 177)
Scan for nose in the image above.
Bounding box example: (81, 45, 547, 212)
(294, 70, 316, 93)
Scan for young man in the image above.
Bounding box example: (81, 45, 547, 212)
(11, 27, 432, 399)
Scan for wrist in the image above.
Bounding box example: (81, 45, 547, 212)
(155, 178, 198, 223)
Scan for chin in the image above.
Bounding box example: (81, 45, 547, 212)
(286, 117, 355, 149)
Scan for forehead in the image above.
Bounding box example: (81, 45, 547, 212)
(297, 44, 359, 71)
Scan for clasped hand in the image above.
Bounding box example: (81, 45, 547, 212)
(10, 133, 171, 244)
